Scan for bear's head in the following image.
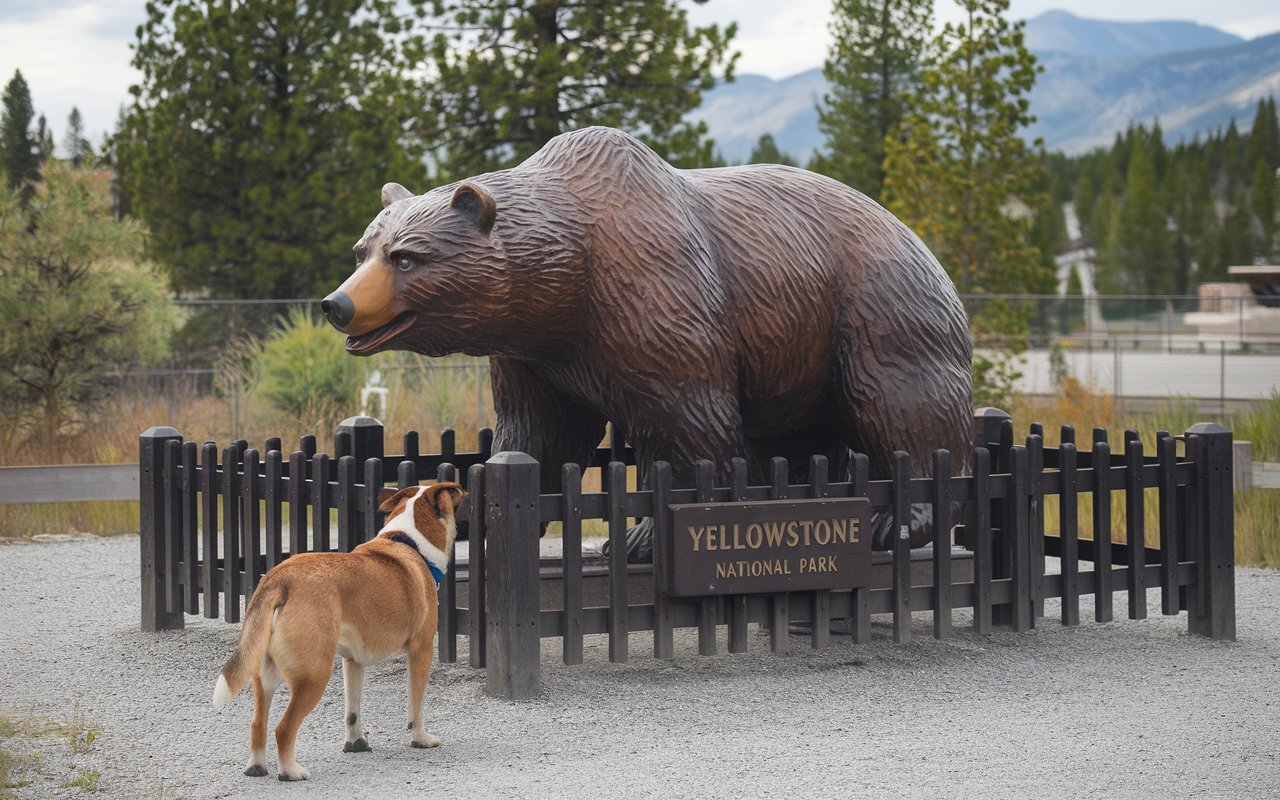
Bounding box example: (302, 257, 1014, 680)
(322, 180, 585, 358)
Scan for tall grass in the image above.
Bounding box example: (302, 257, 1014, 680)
(1014, 381, 1279, 568)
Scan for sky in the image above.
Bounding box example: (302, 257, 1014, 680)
(1, 0, 1279, 151)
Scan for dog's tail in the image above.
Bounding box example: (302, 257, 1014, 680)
(212, 581, 286, 708)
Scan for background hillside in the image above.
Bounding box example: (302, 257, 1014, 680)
(693, 10, 1280, 162)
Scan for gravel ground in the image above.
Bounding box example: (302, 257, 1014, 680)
(1, 536, 1278, 799)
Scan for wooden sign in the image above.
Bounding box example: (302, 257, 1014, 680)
(666, 497, 872, 597)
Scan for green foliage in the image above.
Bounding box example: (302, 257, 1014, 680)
(425, 0, 738, 177)
(1, 71, 40, 204)
(882, 0, 1049, 297)
(747, 134, 796, 166)
(1099, 131, 1175, 293)
(1051, 96, 1280, 290)
(117, 0, 432, 299)
(1252, 158, 1276, 255)
(812, 0, 931, 198)
(247, 309, 365, 421)
(0, 166, 175, 439)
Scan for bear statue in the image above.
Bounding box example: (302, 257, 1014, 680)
(322, 127, 972, 558)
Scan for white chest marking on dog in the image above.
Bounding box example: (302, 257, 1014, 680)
(382, 488, 451, 572)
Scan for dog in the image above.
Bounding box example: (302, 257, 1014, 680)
(211, 482, 465, 780)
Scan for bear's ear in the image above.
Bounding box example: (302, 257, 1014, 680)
(381, 182, 413, 208)
(451, 182, 497, 234)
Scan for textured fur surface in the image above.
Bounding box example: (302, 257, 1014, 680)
(331, 127, 972, 548)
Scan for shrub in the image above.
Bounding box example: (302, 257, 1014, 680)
(248, 308, 366, 421)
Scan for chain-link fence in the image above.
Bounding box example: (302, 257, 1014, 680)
(36, 294, 1280, 462)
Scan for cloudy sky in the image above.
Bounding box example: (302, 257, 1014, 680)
(2, 0, 1278, 150)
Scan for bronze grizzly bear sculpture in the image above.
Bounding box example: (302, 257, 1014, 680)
(322, 127, 972, 556)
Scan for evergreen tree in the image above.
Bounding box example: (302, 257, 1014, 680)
(1072, 165, 1095, 245)
(424, 0, 737, 178)
(882, 0, 1046, 295)
(1166, 157, 1213, 294)
(0, 165, 174, 436)
(1252, 158, 1276, 257)
(747, 133, 797, 166)
(34, 114, 54, 164)
(118, 0, 432, 298)
(64, 107, 92, 168)
(1215, 190, 1254, 277)
(1245, 97, 1279, 169)
(812, 0, 931, 198)
(1100, 136, 1174, 294)
(0, 70, 39, 202)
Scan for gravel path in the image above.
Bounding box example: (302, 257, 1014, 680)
(2, 536, 1278, 799)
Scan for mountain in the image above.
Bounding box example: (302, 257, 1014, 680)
(691, 12, 1280, 162)
(695, 70, 825, 165)
(1029, 32, 1280, 153)
(1023, 10, 1242, 59)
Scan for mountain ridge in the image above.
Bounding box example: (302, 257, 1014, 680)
(690, 11, 1279, 162)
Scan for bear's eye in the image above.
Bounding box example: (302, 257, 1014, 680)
(396, 255, 413, 272)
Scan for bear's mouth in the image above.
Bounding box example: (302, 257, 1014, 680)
(345, 311, 418, 356)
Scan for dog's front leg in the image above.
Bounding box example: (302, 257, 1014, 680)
(341, 658, 371, 753)
(406, 641, 440, 748)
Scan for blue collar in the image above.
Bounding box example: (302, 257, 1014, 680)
(390, 533, 445, 586)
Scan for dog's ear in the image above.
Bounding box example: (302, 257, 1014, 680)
(428, 482, 467, 517)
(377, 486, 415, 513)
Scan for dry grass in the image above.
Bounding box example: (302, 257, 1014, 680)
(1011, 381, 1279, 568)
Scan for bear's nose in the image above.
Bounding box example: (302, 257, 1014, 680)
(320, 291, 355, 332)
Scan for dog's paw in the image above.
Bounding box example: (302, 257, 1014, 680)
(277, 766, 310, 781)
(411, 733, 442, 749)
(343, 737, 372, 753)
(243, 764, 269, 778)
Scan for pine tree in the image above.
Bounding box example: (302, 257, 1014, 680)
(882, 0, 1047, 295)
(0, 70, 39, 202)
(1215, 190, 1254, 277)
(747, 134, 797, 166)
(1245, 97, 1279, 169)
(425, 0, 737, 178)
(34, 114, 54, 164)
(1252, 158, 1276, 257)
(1100, 135, 1174, 294)
(118, 0, 433, 298)
(1072, 165, 1096, 245)
(812, 0, 931, 198)
(64, 107, 92, 168)
(0, 166, 174, 435)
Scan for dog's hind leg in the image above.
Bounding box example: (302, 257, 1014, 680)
(275, 670, 327, 781)
(341, 658, 371, 753)
(406, 639, 440, 749)
(245, 660, 280, 777)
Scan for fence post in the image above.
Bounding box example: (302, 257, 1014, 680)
(338, 416, 384, 540)
(484, 451, 542, 700)
(1185, 423, 1235, 641)
(141, 426, 184, 632)
(973, 408, 1012, 628)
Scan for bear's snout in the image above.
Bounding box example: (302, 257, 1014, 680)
(320, 290, 355, 332)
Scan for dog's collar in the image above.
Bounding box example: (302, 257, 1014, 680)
(390, 533, 445, 586)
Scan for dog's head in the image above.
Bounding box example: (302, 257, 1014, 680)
(376, 482, 467, 556)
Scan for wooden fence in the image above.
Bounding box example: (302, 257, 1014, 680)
(139, 409, 1236, 700)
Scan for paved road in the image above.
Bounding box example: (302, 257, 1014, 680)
(2, 536, 1278, 799)
(1008, 349, 1280, 400)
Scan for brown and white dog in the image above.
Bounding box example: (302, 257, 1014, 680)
(211, 482, 465, 781)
